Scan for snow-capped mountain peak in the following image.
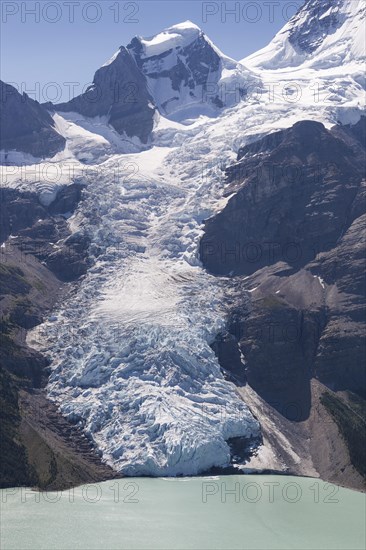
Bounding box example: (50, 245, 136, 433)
(54, 20, 258, 140)
(134, 20, 202, 58)
(127, 21, 258, 121)
(243, 0, 366, 69)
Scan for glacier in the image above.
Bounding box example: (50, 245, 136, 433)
(27, 139, 262, 476)
(6, 0, 365, 476)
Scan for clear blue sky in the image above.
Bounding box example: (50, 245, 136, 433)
(1, 1, 305, 102)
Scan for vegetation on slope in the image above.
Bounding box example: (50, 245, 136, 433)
(321, 391, 366, 478)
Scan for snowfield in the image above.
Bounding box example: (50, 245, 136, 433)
(4, 0, 365, 475)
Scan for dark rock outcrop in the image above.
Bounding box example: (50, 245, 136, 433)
(0, 81, 65, 158)
(288, 0, 345, 54)
(201, 120, 364, 276)
(1, 184, 88, 282)
(127, 30, 227, 116)
(0, 183, 87, 387)
(0, 183, 117, 489)
(201, 118, 366, 414)
(55, 48, 155, 143)
(211, 331, 246, 384)
(0, 251, 117, 489)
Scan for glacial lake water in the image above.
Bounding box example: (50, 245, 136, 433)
(1, 475, 365, 550)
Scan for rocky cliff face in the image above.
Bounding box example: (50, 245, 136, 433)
(0, 185, 88, 282)
(56, 48, 155, 144)
(54, 21, 257, 141)
(202, 120, 365, 276)
(201, 119, 366, 414)
(127, 21, 255, 120)
(0, 81, 65, 158)
(287, 0, 347, 54)
(243, 0, 366, 69)
(0, 185, 117, 489)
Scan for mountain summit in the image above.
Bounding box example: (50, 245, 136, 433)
(128, 20, 203, 58)
(244, 0, 366, 69)
(56, 45, 155, 143)
(126, 20, 257, 120)
(54, 21, 257, 139)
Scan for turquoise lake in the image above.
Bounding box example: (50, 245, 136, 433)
(1, 475, 365, 549)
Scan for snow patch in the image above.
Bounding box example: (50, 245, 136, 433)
(139, 21, 201, 58)
(314, 275, 326, 289)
